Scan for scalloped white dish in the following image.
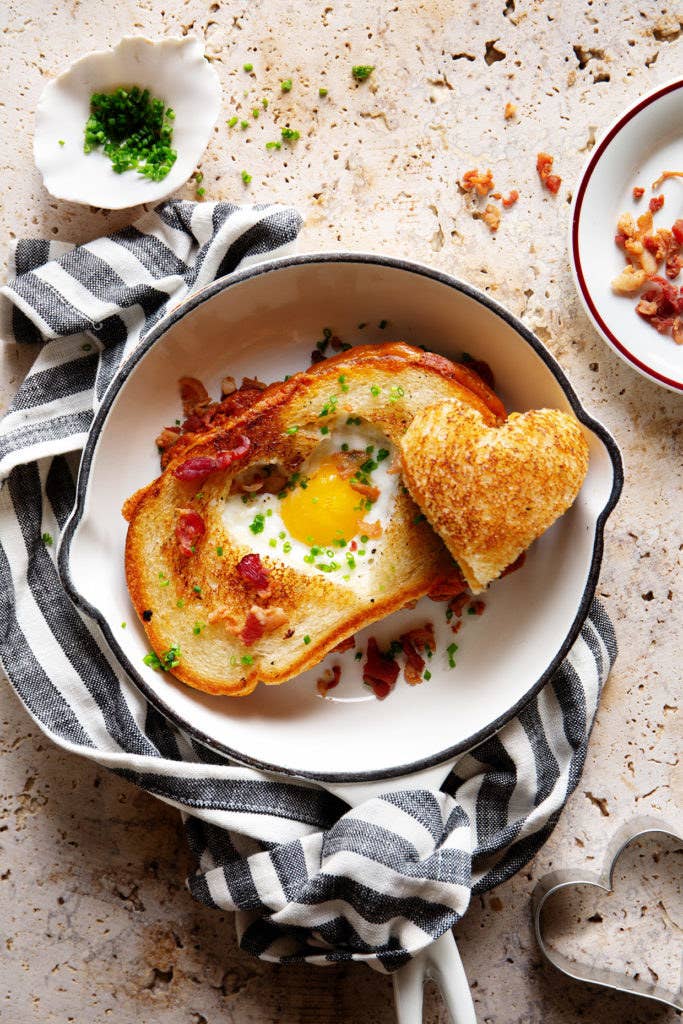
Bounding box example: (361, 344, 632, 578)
(570, 78, 683, 393)
(34, 36, 221, 209)
(58, 255, 622, 782)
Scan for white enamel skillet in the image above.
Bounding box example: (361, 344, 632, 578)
(58, 254, 622, 1021)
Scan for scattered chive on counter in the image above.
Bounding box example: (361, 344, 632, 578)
(83, 86, 177, 181)
(243, 62, 254, 72)
(227, 116, 238, 128)
(281, 127, 300, 142)
(280, 78, 293, 92)
(318, 87, 328, 97)
(352, 64, 374, 81)
(241, 170, 252, 184)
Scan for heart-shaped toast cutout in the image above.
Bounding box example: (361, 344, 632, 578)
(399, 400, 589, 593)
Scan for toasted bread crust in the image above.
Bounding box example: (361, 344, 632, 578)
(399, 400, 589, 593)
(125, 344, 503, 696)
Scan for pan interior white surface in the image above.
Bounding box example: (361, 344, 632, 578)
(64, 259, 617, 779)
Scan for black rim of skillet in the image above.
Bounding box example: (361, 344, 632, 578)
(58, 252, 624, 784)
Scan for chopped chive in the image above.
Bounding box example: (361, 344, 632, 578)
(279, 531, 286, 540)
(252, 107, 259, 118)
(176, 598, 184, 609)
(338, 374, 349, 392)
(241, 654, 254, 665)
(250, 513, 266, 534)
(158, 572, 170, 588)
(318, 86, 328, 97)
(447, 642, 458, 668)
(241, 170, 252, 184)
(266, 140, 282, 150)
(303, 554, 315, 563)
(196, 187, 206, 198)
(352, 65, 374, 82)
(341, 442, 349, 452)
(286, 425, 299, 434)
(283, 541, 292, 553)
(243, 62, 254, 72)
(58, 139, 65, 146)
(262, 97, 269, 109)
(41, 532, 53, 546)
(281, 126, 300, 142)
(370, 384, 381, 397)
(355, 651, 363, 661)
(193, 585, 202, 595)
(281, 78, 293, 92)
(193, 621, 206, 636)
(377, 448, 390, 462)
(360, 535, 369, 544)
(378, 318, 388, 329)
(227, 115, 238, 128)
(424, 669, 432, 681)
(143, 651, 162, 670)
(121, 621, 127, 629)
(320, 425, 329, 434)
(82, 342, 93, 352)
(240, 120, 249, 130)
(303, 635, 311, 644)
(269, 538, 277, 548)
(216, 546, 224, 556)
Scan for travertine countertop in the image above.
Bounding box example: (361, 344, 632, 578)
(1, 2, 681, 1022)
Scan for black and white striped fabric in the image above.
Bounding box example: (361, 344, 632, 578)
(0, 201, 617, 973)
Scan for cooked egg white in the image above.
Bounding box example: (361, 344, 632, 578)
(223, 423, 399, 589)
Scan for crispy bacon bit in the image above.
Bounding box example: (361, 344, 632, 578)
(179, 377, 211, 418)
(501, 551, 527, 577)
(672, 220, 683, 245)
(236, 553, 270, 592)
(502, 189, 519, 208)
(428, 566, 468, 601)
(469, 599, 486, 616)
(240, 604, 288, 646)
(400, 636, 425, 685)
(240, 609, 264, 647)
(362, 638, 400, 700)
(349, 539, 358, 552)
(504, 101, 517, 120)
(450, 620, 462, 635)
(632, 186, 645, 200)
(221, 376, 237, 396)
(332, 635, 356, 653)
(649, 194, 665, 214)
(482, 203, 501, 233)
(536, 152, 561, 194)
(175, 509, 206, 557)
(651, 170, 683, 190)
(333, 450, 363, 479)
(449, 593, 470, 618)
(611, 265, 647, 294)
(635, 275, 683, 339)
(156, 425, 181, 453)
(461, 168, 495, 196)
(241, 376, 268, 391)
(316, 664, 342, 696)
(351, 480, 381, 503)
(172, 434, 251, 482)
(358, 519, 382, 539)
(402, 623, 436, 651)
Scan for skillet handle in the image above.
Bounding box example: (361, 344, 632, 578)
(392, 930, 476, 1024)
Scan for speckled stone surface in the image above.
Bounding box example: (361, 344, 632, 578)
(1, 2, 681, 1021)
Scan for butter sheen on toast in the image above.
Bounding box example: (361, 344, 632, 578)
(123, 343, 504, 696)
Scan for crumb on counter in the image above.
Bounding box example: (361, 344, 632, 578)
(504, 101, 517, 120)
(482, 203, 501, 233)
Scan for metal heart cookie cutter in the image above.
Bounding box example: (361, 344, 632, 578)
(532, 816, 683, 1011)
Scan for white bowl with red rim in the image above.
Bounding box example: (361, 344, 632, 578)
(570, 78, 683, 393)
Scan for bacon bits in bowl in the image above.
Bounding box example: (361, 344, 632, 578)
(570, 78, 683, 393)
(58, 255, 621, 781)
(34, 36, 221, 209)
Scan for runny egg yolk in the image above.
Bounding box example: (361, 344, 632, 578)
(280, 458, 365, 547)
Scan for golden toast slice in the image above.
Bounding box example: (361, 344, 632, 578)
(123, 343, 504, 696)
(399, 399, 589, 593)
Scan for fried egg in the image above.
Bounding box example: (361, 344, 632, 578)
(223, 423, 399, 588)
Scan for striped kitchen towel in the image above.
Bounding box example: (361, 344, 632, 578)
(0, 200, 617, 972)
